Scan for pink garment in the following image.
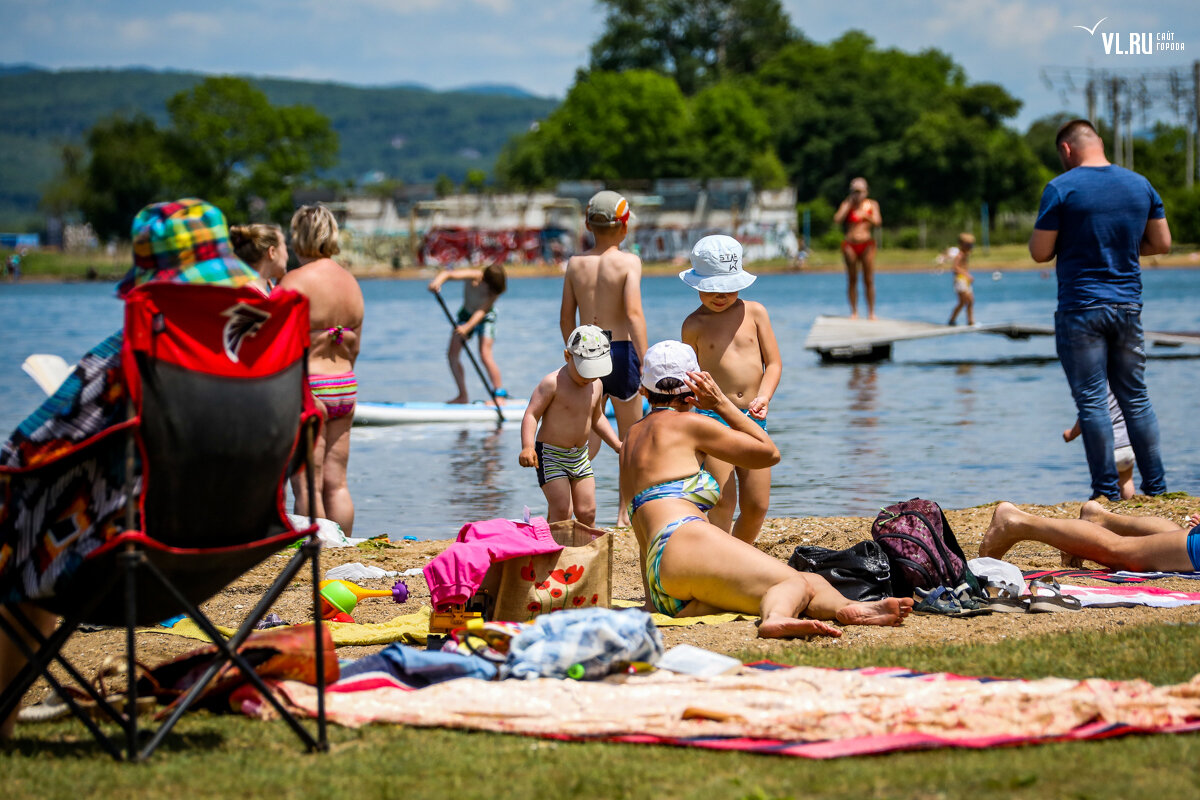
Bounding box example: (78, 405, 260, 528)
(423, 517, 561, 607)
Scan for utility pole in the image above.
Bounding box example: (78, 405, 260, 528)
(1192, 60, 1199, 187)
(1086, 73, 1097, 125)
(1110, 77, 1121, 166)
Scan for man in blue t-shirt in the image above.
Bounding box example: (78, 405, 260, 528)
(1030, 119, 1172, 501)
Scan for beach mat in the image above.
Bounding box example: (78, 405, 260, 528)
(141, 607, 433, 647)
(1022, 568, 1200, 584)
(611, 598, 752, 626)
(141, 600, 745, 648)
(265, 662, 1200, 758)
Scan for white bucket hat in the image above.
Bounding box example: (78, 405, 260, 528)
(640, 340, 699, 394)
(567, 324, 613, 379)
(679, 234, 756, 293)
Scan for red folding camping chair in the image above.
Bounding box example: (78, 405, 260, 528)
(0, 282, 329, 761)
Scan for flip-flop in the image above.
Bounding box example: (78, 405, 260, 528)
(1027, 577, 1083, 613)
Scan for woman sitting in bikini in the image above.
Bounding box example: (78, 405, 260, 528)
(833, 177, 882, 320)
(619, 341, 913, 638)
(277, 204, 364, 535)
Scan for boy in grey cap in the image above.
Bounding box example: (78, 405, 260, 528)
(561, 190, 648, 525)
(680, 234, 781, 545)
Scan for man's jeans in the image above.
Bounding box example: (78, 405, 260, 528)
(1055, 304, 1166, 500)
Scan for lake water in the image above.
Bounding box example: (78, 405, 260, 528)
(2, 267, 1198, 539)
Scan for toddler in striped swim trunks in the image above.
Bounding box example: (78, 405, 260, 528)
(519, 325, 623, 526)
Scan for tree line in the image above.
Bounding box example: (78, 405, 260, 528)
(496, 0, 1200, 241)
(51, 0, 1200, 242)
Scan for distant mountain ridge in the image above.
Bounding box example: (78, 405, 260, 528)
(0, 65, 559, 227)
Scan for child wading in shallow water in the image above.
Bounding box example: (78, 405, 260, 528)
(519, 325, 622, 525)
(680, 235, 781, 545)
(428, 264, 508, 404)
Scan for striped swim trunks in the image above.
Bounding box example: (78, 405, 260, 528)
(534, 441, 593, 486)
(309, 371, 357, 420)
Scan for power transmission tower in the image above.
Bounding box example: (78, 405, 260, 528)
(1040, 61, 1200, 186)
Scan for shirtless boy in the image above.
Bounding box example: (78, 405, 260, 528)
(680, 235, 782, 544)
(560, 190, 648, 524)
(519, 325, 622, 526)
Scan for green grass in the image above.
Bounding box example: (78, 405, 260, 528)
(4, 622, 1199, 800)
(2, 248, 127, 280)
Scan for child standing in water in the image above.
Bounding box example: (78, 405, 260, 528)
(428, 263, 507, 404)
(680, 235, 781, 544)
(1063, 385, 1136, 501)
(947, 232, 975, 326)
(519, 325, 622, 525)
(561, 190, 648, 525)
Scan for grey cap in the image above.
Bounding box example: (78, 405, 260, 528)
(586, 190, 631, 227)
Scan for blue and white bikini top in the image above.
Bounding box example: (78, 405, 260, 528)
(627, 468, 721, 518)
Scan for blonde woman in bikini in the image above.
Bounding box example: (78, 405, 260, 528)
(833, 177, 882, 320)
(278, 205, 364, 535)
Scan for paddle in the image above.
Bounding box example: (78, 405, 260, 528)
(431, 289, 505, 425)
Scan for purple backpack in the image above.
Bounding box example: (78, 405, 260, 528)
(870, 498, 978, 597)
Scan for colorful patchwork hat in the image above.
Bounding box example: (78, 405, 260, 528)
(117, 198, 256, 298)
(679, 234, 756, 293)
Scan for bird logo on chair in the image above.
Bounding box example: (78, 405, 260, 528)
(221, 303, 271, 363)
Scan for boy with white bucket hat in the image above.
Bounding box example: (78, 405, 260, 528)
(519, 325, 622, 526)
(680, 234, 782, 545)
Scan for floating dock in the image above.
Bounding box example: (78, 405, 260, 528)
(804, 315, 1200, 362)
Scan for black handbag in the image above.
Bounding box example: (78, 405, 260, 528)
(787, 540, 893, 602)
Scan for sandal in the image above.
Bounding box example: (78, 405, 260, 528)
(1027, 577, 1083, 613)
(914, 586, 991, 617)
(985, 586, 1030, 613)
(18, 657, 159, 724)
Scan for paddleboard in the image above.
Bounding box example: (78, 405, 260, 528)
(355, 397, 645, 426)
(354, 399, 529, 425)
(22, 354, 72, 396)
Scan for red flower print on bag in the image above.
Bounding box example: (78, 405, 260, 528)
(519, 562, 537, 582)
(549, 565, 585, 585)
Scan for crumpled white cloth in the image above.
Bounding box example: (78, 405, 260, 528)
(326, 562, 401, 581)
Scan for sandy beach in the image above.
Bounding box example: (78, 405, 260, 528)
(25, 494, 1199, 709)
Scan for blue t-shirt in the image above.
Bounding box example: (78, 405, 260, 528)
(1034, 165, 1164, 311)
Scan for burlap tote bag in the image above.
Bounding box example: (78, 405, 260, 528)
(477, 520, 612, 622)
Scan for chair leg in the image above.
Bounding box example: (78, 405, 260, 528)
(121, 549, 141, 761)
(136, 549, 323, 758)
(308, 538, 328, 751)
(0, 604, 125, 761)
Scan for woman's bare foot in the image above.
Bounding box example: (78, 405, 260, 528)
(834, 597, 912, 627)
(446, 395, 469, 405)
(1059, 550, 1085, 569)
(757, 617, 842, 639)
(979, 501, 1022, 560)
(1080, 499, 1108, 525)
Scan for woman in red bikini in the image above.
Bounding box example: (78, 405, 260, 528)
(278, 205, 364, 535)
(833, 177, 882, 320)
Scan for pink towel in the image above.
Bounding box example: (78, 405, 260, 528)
(423, 517, 561, 607)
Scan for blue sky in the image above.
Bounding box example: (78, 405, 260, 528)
(3, 0, 1198, 130)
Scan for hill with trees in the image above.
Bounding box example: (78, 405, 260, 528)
(0, 66, 557, 228)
